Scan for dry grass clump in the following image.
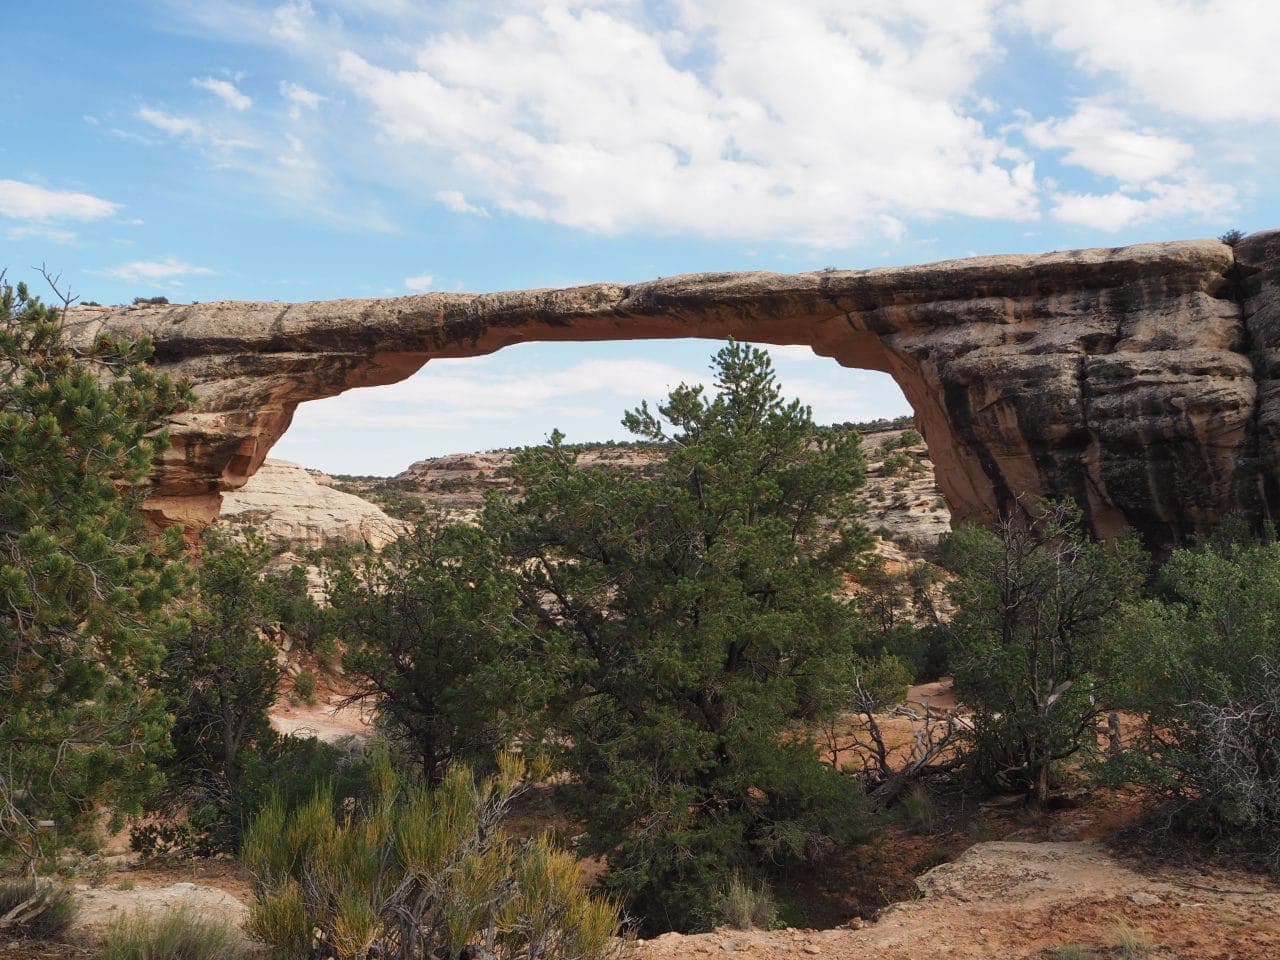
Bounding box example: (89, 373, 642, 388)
(717, 872, 778, 930)
(243, 751, 625, 960)
(101, 907, 250, 960)
(0, 878, 77, 941)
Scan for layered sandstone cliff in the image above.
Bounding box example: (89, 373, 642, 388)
(68, 230, 1280, 546)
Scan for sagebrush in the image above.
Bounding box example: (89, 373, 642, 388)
(243, 751, 624, 960)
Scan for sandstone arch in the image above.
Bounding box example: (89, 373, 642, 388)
(73, 229, 1280, 547)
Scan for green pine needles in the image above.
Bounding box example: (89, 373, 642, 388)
(486, 340, 881, 931)
(0, 273, 191, 862)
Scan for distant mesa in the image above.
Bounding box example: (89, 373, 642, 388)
(75, 229, 1280, 548)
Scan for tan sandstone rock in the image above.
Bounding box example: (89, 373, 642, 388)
(218, 458, 406, 550)
(72, 231, 1280, 546)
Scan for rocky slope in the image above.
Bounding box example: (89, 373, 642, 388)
(636, 840, 1280, 959)
(71, 230, 1280, 547)
(218, 458, 406, 550)
(336, 424, 950, 553)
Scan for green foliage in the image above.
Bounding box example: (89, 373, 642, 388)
(717, 872, 778, 930)
(0, 878, 77, 940)
(151, 531, 281, 851)
(0, 274, 190, 861)
(866, 558, 949, 682)
(942, 500, 1146, 803)
(881, 451, 911, 477)
(243, 752, 623, 960)
(326, 519, 537, 785)
(293, 670, 318, 706)
(102, 907, 249, 960)
(1219, 228, 1245, 247)
(267, 563, 336, 658)
(487, 341, 881, 931)
(1112, 538, 1280, 847)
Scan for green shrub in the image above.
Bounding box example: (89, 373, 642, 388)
(243, 752, 624, 960)
(102, 907, 248, 960)
(293, 670, 318, 706)
(882, 452, 911, 477)
(943, 500, 1146, 804)
(877, 624, 948, 683)
(0, 879, 77, 940)
(1112, 538, 1280, 855)
(717, 872, 777, 930)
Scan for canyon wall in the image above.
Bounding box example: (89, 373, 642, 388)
(71, 230, 1280, 546)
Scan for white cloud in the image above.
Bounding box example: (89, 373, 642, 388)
(192, 76, 253, 110)
(1019, 99, 1237, 231)
(301, 356, 711, 431)
(137, 106, 255, 151)
(1024, 102, 1193, 183)
(436, 189, 489, 217)
(271, 0, 317, 46)
(1050, 175, 1236, 231)
(281, 80, 326, 118)
(0, 179, 120, 221)
(138, 106, 204, 138)
(5, 225, 78, 244)
(766, 344, 820, 363)
(1016, 0, 1280, 123)
(404, 273, 434, 290)
(334, 1, 1036, 246)
(99, 257, 215, 283)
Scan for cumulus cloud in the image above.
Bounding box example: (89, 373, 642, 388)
(404, 273, 434, 290)
(1049, 175, 1236, 232)
(1024, 102, 1193, 183)
(98, 257, 215, 283)
(192, 76, 253, 110)
(1022, 100, 1236, 231)
(1016, 0, 1280, 123)
(334, 1, 1037, 246)
(0, 179, 120, 221)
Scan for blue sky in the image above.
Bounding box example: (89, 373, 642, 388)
(2, 1, 1276, 474)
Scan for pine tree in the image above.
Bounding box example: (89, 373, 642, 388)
(488, 341, 880, 932)
(0, 274, 189, 860)
(326, 518, 537, 786)
(154, 530, 282, 850)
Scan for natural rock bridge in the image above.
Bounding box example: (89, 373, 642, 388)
(74, 229, 1280, 548)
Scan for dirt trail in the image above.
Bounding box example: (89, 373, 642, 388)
(636, 840, 1280, 960)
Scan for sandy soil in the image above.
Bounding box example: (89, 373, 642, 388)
(270, 691, 375, 744)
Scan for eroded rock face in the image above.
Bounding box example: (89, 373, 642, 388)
(70, 230, 1280, 546)
(218, 458, 407, 550)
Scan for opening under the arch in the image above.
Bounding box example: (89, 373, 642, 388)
(271, 339, 915, 478)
